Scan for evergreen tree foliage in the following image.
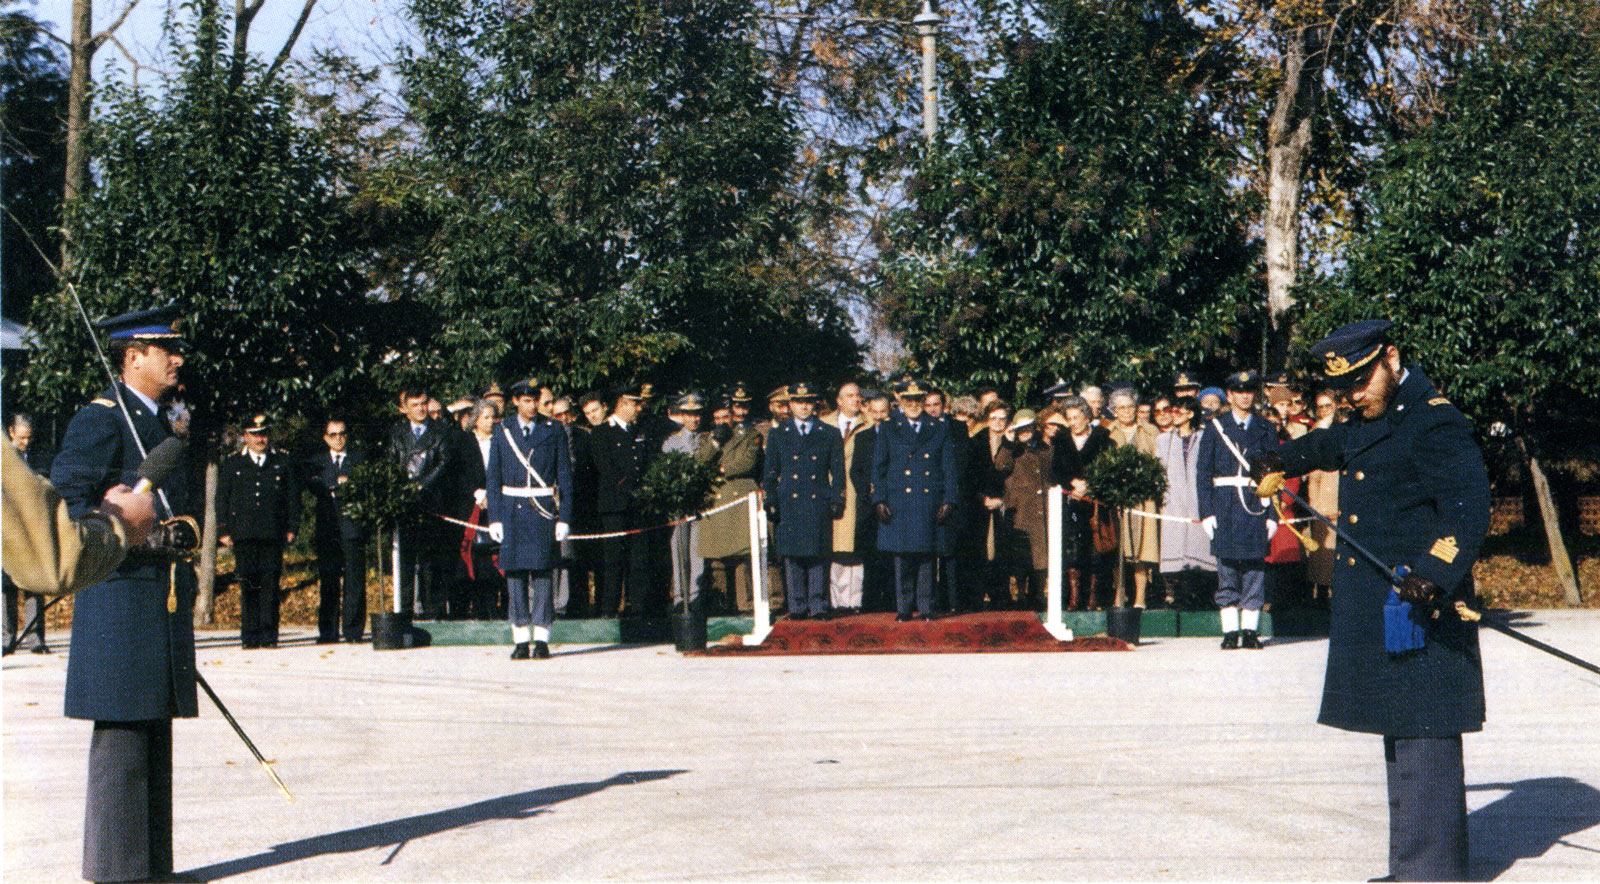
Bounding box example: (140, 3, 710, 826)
(876, 0, 1258, 401)
(398, 0, 860, 398)
(21, 7, 366, 437)
(1294, 1, 1600, 435)
(1, 2, 68, 324)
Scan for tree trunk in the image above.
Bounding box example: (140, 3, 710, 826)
(63, 0, 94, 270)
(193, 459, 220, 625)
(1517, 437, 1583, 605)
(1262, 24, 1326, 370)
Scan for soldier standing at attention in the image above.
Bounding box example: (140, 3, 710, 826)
(50, 306, 198, 884)
(761, 382, 845, 620)
(700, 385, 764, 614)
(872, 380, 960, 621)
(218, 414, 298, 649)
(487, 380, 573, 659)
(590, 385, 656, 618)
(1253, 320, 1490, 882)
(1196, 370, 1279, 649)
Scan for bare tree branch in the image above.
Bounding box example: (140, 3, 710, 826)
(263, 0, 318, 83)
(87, 0, 142, 53)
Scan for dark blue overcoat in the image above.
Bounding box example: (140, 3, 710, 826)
(761, 417, 844, 558)
(871, 412, 960, 554)
(1280, 368, 1489, 737)
(51, 384, 197, 722)
(485, 416, 574, 572)
(1196, 412, 1280, 561)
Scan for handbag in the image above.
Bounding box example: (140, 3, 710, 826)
(1090, 500, 1118, 555)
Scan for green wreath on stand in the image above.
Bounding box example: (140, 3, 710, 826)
(1083, 445, 1169, 608)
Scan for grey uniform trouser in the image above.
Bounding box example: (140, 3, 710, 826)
(1385, 735, 1469, 881)
(85, 719, 173, 883)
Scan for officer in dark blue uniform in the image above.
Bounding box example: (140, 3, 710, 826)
(871, 380, 960, 621)
(1196, 370, 1280, 649)
(218, 413, 298, 649)
(1255, 319, 1490, 882)
(50, 306, 198, 883)
(487, 380, 574, 659)
(761, 382, 845, 620)
(590, 384, 657, 618)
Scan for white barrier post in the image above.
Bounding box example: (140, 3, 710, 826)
(392, 532, 403, 615)
(1044, 485, 1072, 641)
(746, 492, 772, 645)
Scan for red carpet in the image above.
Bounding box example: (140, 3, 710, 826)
(692, 611, 1131, 656)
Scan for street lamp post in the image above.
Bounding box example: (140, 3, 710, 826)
(913, 0, 942, 141)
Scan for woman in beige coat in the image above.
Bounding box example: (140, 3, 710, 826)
(1108, 389, 1160, 607)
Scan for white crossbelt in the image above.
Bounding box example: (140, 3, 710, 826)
(1212, 476, 1253, 488)
(501, 486, 555, 498)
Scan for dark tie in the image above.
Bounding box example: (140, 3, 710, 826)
(333, 453, 343, 470)
(523, 424, 532, 440)
(413, 425, 423, 439)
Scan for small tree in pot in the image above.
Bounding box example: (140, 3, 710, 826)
(1083, 446, 1168, 612)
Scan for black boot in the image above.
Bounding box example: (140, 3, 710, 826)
(1220, 631, 1240, 650)
(510, 642, 530, 660)
(1240, 629, 1262, 649)
(533, 640, 551, 659)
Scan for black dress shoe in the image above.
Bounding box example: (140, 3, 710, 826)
(30, 644, 51, 654)
(315, 636, 338, 645)
(532, 640, 551, 659)
(1220, 631, 1240, 650)
(510, 642, 530, 660)
(894, 613, 914, 622)
(1240, 629, 1263, 649)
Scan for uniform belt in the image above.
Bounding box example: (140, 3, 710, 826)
(1212, 476, 1253, 488)
(501, 486, 555, 498)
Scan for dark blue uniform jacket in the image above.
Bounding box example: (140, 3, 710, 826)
(1196, 412, 1280, 561)
(51, 384, 197, 722)
(871, 412, 960, 555)
(1280, 368, 1489, 736)
(762, 417, 845, 558)
(486, 416, 574, 572)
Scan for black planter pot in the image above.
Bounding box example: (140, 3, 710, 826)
(672, 602, 707, 652)
(1106, 606, 1143, 644)
(370, 612, 415, 651)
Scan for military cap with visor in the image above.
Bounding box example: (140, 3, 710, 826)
(1223, 370, 1259, 392)
(1312, 319, 1394, 389)
(99, 305, 190, 352)
(786, 381, 820, 401)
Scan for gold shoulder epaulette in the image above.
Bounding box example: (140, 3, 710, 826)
(1428, 397, 1450, 406)
(91, 398, 116, 408)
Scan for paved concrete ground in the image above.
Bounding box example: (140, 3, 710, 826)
(5, 612, 1598, 882)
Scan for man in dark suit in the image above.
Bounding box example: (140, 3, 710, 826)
(50, 306, 198, 883)
(304, 418, 367, 642)
(872, 380, 960, 621)
(218, 414, 298, 648)
(761, 382, 845, 620)
(1257, 320, 1490, 882)
(389, 387, 455, 619)
(589, 385, 657, 618)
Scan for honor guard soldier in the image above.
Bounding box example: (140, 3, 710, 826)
(218, 413, 299, 648)
(1196, 370, 1280, 648)
(591, 384, 657, 618)
(761, 382, 845, 620)
(49, 306, 200, 884)
(487, 380, 574, 659)
(1253, 319, 1490, 881)
(871, 380, 960, 621)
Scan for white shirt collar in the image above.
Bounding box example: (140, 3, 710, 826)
(121, 383, 160, 417)
(608, 414, 630, 430)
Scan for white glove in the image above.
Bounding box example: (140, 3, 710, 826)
(1266, 519, 1278, 540)
(555, 521, 571, 542)
(474, 488, 487, 508)
(1201, 516, 1217, 540)
(488, 522, 504, 543)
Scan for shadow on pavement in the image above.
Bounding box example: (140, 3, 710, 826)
(180, 769, 687, 881)
(1468, 777, 1600, 880)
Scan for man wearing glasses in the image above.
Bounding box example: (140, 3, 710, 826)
(306, 419, 368, 643)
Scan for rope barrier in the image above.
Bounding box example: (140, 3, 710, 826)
(435, 494, 753, 541)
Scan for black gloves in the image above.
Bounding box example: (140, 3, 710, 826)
(876, 502, 893, 523)
(935, 503, 954, 524)
(1396, 571, 1445, 607)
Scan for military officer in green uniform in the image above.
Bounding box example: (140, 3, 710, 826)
(1254, 319, 1490, 882)
(701, 384, 765, 613)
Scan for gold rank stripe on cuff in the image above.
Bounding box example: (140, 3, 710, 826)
(1430, 536, 1459, 564)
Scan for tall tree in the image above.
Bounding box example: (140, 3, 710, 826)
(1, 2, 68, 323)
(398, 0, 859, 397)
(877, 0, 1258, 400)
(1296, 0, 1600, 602)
